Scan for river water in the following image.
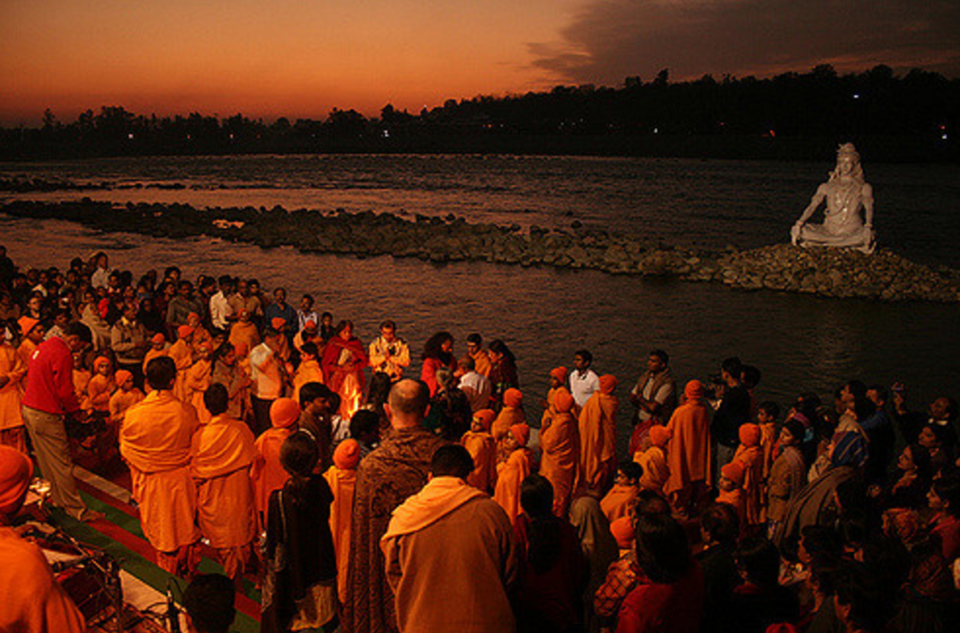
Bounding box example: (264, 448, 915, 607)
(2, 154, 958, 454)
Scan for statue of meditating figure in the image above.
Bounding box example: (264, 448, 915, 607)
(791, 143, 875, 254)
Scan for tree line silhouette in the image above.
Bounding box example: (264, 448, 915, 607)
(1, 65, 956, 161)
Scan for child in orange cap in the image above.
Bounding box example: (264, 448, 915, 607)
(16, 316, 44, 371)
(109, 369, 144, 431)
(734, 422, 764, 526)
(492, 388, 525, 463)
(718, 460, 746, 527)
(169, 325, 195, 401)
(540, 389, 580, 517)
(142, 333, 168, 393)
(323, 438, 360, 602)
(461, 409, 497, 493)
(493, 423, 533, 524)
(594, 515, 640, 625)
(83, 355, 116, 414)
(634, 424, 671, 496)
(251, 397, 300, 528)
(185, 342, 213, 423)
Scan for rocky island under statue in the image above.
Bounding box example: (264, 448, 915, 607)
(2, 143, 958, 302)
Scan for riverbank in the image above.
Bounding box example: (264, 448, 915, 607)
(4, 198, 959, 303)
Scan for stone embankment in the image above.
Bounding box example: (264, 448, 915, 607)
(3, 199, 958, 303)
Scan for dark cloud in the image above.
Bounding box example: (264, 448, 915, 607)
(530, 0, 960, 84)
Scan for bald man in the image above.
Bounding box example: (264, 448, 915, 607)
(343, 379, 446, 633)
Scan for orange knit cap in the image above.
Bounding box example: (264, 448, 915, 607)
(473, 409, 496, 431)
(739, 423, 761, 447)
(114, 370, 133, 386)
(550, 366, 568, 383)
(271, 317, 287, 331)
(304, 319, 316, 329)
(270, 398, 301, 428)
(334, 439, 361, 470)
(17, 316, 40, 336)
(684, 380, 705, 400)
(555, 391, 575, 413)
(94, 356, 111, 370)
(599, 374, 618, 394)
(510, 423, 530, 447)
(649, 425, 672, 448)
(177, 325, 194, 339)
(151, 333, 166, 344)
(610, 516, 636, 550)
(503, 388, 523, 408)
(0, 446, 33, 517)
(721, 460, 745, 486)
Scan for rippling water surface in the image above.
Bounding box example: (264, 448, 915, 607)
(2, 154, 958, 454)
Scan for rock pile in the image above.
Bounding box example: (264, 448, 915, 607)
(3, 199, 958, 303)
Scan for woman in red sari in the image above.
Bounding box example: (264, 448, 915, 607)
(420, 331, 457, 396)
(321, 320, 368, 419)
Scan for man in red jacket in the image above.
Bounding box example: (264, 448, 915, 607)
(21, 321, 102, 522)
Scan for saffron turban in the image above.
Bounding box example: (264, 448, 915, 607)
(510, 423, 530, 447)
(503, 388, 523, 408)
(550, 366, 568, 383)
(0, 446, 33, 517)
(473, 410, 496, 431)
(270, 398, 301, 428)
(599, 374, 618, 394)
(114, 370, 133, 386)
(334, 439, 361, 470)
(649, 425, 672, 448)
(684, 380, 704, 400)
(177, 325, 195, 339)
(739, 423, 761, 448)
(17, 316, 39, 336)
(151, 333, 166, 344)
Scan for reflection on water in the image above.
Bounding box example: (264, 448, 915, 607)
(3, 214, 957, 457)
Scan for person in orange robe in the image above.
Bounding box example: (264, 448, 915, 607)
(142, 333, 168, 394)
(717, 460, 746, 528)
(540, 366, 570, 424)
(0, 339, 28, 451)
(184, 342, 213, 423)
(323, 438, 360, 603)
(494, 423, 533, 524)
(83, 355, 116, 413)
(0, 446, 86, 633)
(492, 387, 526, 462)
(228, 310, 260, 359)
(72, 352, 92, 403)
(190, 384, 258, 581)
(119, 356, 201, 576)
(733, 422, 764, 526)
(578, 374, 619, 493)
(635, 425, 671, 495)
(321, 320, 368, 420)
(664, 379, 712, 516)
(539, 389, 580, 517)
(109, 369, 144, 431)
(169, 325, 196, 402)
(251, 397, 300, 527)
(461, 409, 497, 493)
(293, 341, 324, 402)
(600, 461, 643, 523)
(16, 316, 44, 373)
(186, 312, 213, 358)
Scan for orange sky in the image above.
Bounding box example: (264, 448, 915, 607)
(2, 1, 956, 126)
(0, 0, 580, 124)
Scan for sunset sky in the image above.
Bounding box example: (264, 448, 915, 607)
(1, 0, 958, 125)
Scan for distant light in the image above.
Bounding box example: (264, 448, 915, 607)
(853, 93, 860, 99)
(127, 133, 134, 140)
(944, 134, 949, 141)
(768, 129, 776, 138)
(653, 127, 659, 134)
(382, 129, 390, 138)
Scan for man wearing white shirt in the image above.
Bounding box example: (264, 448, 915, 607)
(569, 349, 600, 408)
(209, 275, 235, 331)
(249, 328, 285, 434)
(458, 355, 492, 412)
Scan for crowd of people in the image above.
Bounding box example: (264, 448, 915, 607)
(2, 245, 960, 633)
